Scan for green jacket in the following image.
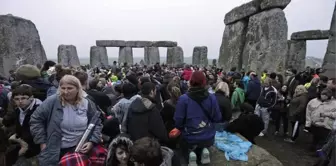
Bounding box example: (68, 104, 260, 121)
(231, 87, 245, 109)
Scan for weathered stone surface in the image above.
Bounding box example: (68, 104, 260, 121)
(219, 20, 247, 71)
(96, 40, 126, 47)
(144, 47, 160, 65)
(224, 0, 260, 25)
(209, 144, 283, 166)
(167, 46, 184, 67)
(0, 14, 47, 76)
(212, 59, 217, 66)
(323, 2, 336, 79)
(260, 0, 291, 10)
(90, 46, 108, 67)
(119, 47, 133, 66)
(291, 30, 330, 40)
(57, 45, 80, 67)
(242, 8, 288, 75)
(192, 46, 208, 67)
(286, 40, 306, 71)
(126, 41, 153, 48)
(151, 41, 177, 47)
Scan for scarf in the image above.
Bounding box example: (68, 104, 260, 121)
(187, 87, 209, 103)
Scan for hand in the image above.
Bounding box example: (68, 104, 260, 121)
(40, 144, 46, 151)
(80, 142, 93, 154)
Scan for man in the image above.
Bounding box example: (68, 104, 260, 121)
(245, 72, 261, 108)
(126, 82, 168, 143)
(255, 78, 277, 137)
(269, 72, 281, 91)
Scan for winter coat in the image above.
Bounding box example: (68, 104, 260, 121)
(257, 86, 277, 108)
(105, 136, 134, 166)
(161, 99, 177, 133)
(29, 95, 102, 165)
(87, 89, 112, 113)
(215, 91, 232, 122)
(160, 83, 171, 102)
(288, 93, 308, 123)
(231, 88, 245, 110)
(181, 69, 192, 81)
(2, 99, 42, 158)
(271, 79, 281, 91)
(242, 76, 250, 92)
(126, 97, 168, 143)
(21, 79, 52, 101)
(305, 98, 336, 130)
(307, 84, 318, 101)
(174, 90, 222, 144)
(246, 78, 261, 101)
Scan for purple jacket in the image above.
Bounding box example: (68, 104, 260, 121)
(174, 93, 222, 143)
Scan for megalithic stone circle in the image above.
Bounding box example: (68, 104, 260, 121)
(192, 46, 208, 67)
(291, 30, 330, 40)
(144, 47, 160, 65)
(0, 14, 47, 76)
(286, 40, 306, 71)
(57, 45, 80, 67)
(167, 46, 184, 67)
(90, 46, 108, 67)
(119, 47, 133, 66)
(323, 1, 336, 78)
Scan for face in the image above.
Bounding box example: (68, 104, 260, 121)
(327, 80, 335, 89)
(320, 94, 329, 101)
(60, 83, 79, 101)
(116, 147, 129, 164)
(13, 95, 32, 108)
(150, 88, 156, 98)
(281, 86, 287, 92)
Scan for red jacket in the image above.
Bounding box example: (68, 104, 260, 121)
(182, 69, 193, 81)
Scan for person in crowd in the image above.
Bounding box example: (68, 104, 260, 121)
(127, 82, 168, 143)
(286, 70, 301, 100)
(226, 103, 264, 144)
(1, 84, 42, 165)
(106, 134, 134, 166)
(305, 88, 336, 150)
(174, 71, 221, 165)
(47, 65, 73, 97)
(284, 85, 308, 143)
(255, 78, 277, 137)
(160, 73, 173, 102)
(40, 60, 56, 82)
(8, 70, 16, 83)
(274, 85, 289, 136)
(0, 81, 10, 117)
(161, 81, 181, 134)
(261, 70, 268, 83)
(130, 137, 175, 166)
(112, 82, 140, 133)
(327, 78, 336, 98)
(15, 64, 52, 101)
(231, 80, 245, 120)
(214, 81, 232, 122)
(29, 75, 102, 165)
(181, 65, 193, 81)
(245, 72, 261, 108)
(242, 71, 251, 92)
(270, 72, 281, 91)
(87, 78, 112, 113)
(307, 77, 320, 101)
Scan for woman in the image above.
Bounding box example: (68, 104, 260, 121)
(161, 81, 181, 133)
(106, 135, 134, 166)
(214, 81, 232, 122)
(285, 85, 308, 143)
(30, 75, 102, 165)
(174, 71, 222, 165)
(274, 85, 289, 136)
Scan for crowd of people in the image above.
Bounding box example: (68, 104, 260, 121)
(0, 60, 335, 166)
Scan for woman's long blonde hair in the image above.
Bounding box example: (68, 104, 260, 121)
(215, 82, 230, 97)
(294, 85, 307, 97)
(58, 75, 84, 105)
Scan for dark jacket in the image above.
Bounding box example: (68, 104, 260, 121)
(161, 99, 176, 132)
(160, 83, 170, 102)
(127, 96, 168, 143)
(271, 79, 281, 91)
(288, 93, 308, 123)
(307, 84, 318, 101)
(257, 86, 277, 108)
(246, 78, 261, 101)
(215, 91, 232, 122)
(2, 99, 42, 158)
(87, 89, 112, 113)
(21, 79, 52, 101)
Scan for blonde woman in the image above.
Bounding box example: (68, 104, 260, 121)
(30, 75, 102, 165)
(215, 81, 232, 122)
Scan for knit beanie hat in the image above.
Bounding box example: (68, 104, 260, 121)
(15, 64, 41, 81)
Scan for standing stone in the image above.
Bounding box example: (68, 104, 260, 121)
(286, 40, 306, 71)
(90, 46, 108, 67)
(144, 47, 160, 65)
(167, 46, 184, 67)
(57, 45, 80, 67)
(323, 2, 336, 78)
(218, 20, 247, 71)
(242, 8, 288, 75)
(119, 47, 133, 66)
(192, 46, 208, 67)
(0, 14, 47, 76)
(260, 0, 291, 10)
(212, 59, 217, 66)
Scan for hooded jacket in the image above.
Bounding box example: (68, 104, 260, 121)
(214, 91, 232, 122)
(288, 92, 308, 123)
(160, 146, 174, 166)
(231, 87, 245, 110)
(246, 78, 261, 101)
(106, 135, 133, 166)
(126, 97, 168, 143)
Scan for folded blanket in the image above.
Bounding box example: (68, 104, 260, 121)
(214, 131, 252, 161)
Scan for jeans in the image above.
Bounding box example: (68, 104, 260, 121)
(274, 111, 288, 133)
(254, 105, 270, 134)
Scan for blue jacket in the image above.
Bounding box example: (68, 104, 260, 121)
(174, 93, 222, 143)
(246, 78, 261, 101)
(242, 76, 250, 92)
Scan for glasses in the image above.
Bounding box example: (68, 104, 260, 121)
(13, 97, 30, 101)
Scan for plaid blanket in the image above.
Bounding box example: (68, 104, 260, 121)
(59, 144, 107, 166)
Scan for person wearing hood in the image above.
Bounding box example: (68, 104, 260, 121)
(126, 82, 168, 144)
(231, 81, 245, 121)
(174, 71, 222, 165)
(130, 137, 176, 166)
(15, 64, 52, 101)
(284, 85, 308, 143)
(2, 84, 42, 165)
(106, 134, 134, 166)
(112, 82, 140, 133)
(245, 72, 261, 108)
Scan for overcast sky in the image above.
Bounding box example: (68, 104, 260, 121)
(1, 0, 335, 60)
